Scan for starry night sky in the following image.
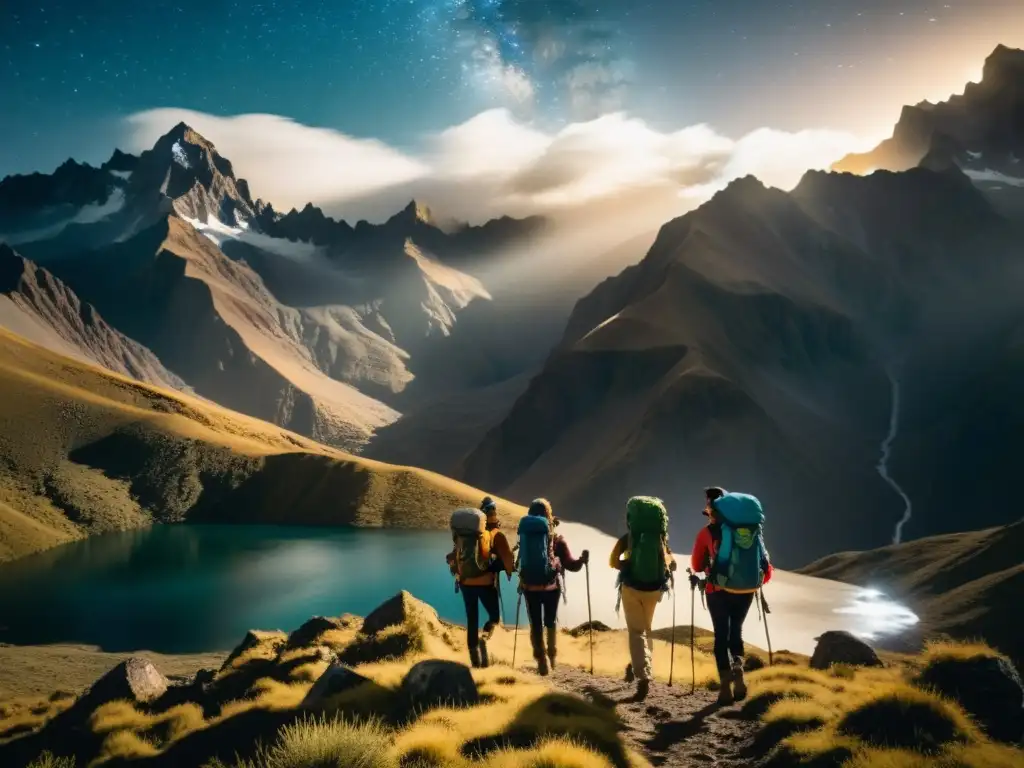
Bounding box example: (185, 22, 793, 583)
(2, 0, 1020, 178)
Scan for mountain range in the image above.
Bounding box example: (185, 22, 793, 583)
(0, 45, 1022, 568)
(0, 123, 557, 452)
(460, 44, 1024, 565)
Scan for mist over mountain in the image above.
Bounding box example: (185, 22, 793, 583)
(460, 57, 1024, 566)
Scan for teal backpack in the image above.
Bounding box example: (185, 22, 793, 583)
(625, 496, 670, 589)
(711, 492, 768, 591)
(517, 514, 558, 587)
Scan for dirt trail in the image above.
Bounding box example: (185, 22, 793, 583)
(549, 666, 760, 767)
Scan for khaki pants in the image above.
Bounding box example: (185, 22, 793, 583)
(621, 585, 663, 682)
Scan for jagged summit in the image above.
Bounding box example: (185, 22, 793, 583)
(833, 44, 1024, 175)
(983, 43, 1024, 84)
(387, 199, 434, 227)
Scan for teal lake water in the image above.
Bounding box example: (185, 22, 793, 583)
(0, 522, 921, 657)
(0, 525, 522, 654)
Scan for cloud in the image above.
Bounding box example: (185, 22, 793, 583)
(125, 109, 430, 209)
(124, 106, 874, 225)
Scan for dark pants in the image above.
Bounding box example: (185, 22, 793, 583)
(461, 584, 500, 650)
(524, 589, 560, 659)
(707, 590, 755, 672)
(524, 589, 560, 629)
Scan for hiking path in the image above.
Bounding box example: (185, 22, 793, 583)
(550, 666, 761, 767)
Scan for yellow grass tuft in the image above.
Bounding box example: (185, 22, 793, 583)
(391, 722, 468, 768)
(91, 729, 159, 765)
(481, 736, 633, 768)
(238, 714, 395, 768)
(0, 694, 70, 739)
(921, 640, 1005, 665)
(288, 660, 330, 683)
(835, 683, 977, 753)
(90, 700, 151, 735)
(216, 678, 313, 721)
(25, 752, 76, 768)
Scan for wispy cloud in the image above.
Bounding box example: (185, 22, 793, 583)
(125, 107, 873, 225)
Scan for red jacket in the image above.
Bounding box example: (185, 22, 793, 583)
(690, 524, 773, 594)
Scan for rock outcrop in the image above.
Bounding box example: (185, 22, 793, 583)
(917, 654, 1024, 744)
(809, 631, 883, 670)
(401, 659, 480, 711)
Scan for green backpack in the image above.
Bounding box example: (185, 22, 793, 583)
(625, 496, 669, 588)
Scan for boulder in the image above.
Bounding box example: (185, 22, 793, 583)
(917, 655, 1024, 744)
(301, 662, 372, 708)
(362, 591, 442, 636)
(220, 629, 287, 670)
(568, 621, 614, 637)
(61, 657, 169, 725)
(401, 659, 479, 711)
(287, 616, 350, 649)
(89, 657, 169, 705)
(810, 631, 883, 670)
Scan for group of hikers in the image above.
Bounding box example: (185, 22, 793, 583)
(446, 487, 773, 704)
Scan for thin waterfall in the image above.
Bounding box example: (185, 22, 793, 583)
(876, 371, 913, 544)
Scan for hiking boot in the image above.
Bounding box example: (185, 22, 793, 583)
(624, 663, 635, 683)
(635, 679, 650, 701)
(731, 657, 747, 701)
(716, 669, 735, 706)
(536, 653, 550, 676)
(469, 646, 482, 669)
(480, 641, 490, 669)
(545, 626, 558, 670)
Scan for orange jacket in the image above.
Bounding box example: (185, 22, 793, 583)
(690, 524, 773, 594)
(447, 529, 515, 587)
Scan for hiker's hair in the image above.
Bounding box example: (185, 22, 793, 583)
(704, 487, 727, 502)
(528, 498, 554, 526)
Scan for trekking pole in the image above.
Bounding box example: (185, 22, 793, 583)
(668, 573, 677, 687)
(687, 568, 696, 694)
(585, 559, 594, 675)
(511, 588, 523, 668)
(759, 588, 774, 666)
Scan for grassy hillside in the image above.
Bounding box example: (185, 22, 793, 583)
(799, 520, 1024, 664)
(0, 328, 522, 563)
(1, 592, 1020, 768)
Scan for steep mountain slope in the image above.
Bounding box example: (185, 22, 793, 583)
(800, 519, 1024, 663)
(461, 165, 1024, 566)
(1, 124, 543, 450)
(0, 244, 187, 393)
(0, 327, 521, 563)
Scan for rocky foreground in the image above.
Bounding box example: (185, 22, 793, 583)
(0, 592, 1021, 768)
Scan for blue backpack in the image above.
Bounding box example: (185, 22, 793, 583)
(517, 515, 558, 587)
(711, 492, 769, 592)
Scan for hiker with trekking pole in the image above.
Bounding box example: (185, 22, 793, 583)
(608, 496, 677, 701)
(515, 498, 589, 676)
(690, 486, 774, 705)
(446, 496, 515, 668)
